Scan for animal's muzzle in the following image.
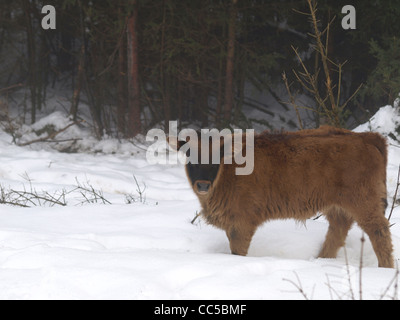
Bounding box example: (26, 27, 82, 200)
(195, 180, 211, 194)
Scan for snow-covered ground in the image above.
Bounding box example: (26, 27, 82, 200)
(0, 105, 399, 300)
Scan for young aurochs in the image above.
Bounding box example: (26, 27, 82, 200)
(170, 126, 394, 268)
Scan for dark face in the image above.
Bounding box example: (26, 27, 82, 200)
(168, 131, 229, 195)
(182, 134, 225, 195)
(186, 162, 220, 195)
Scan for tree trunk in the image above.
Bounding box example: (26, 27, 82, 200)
(70, 44, 85, 121)
(117, 15, 127, 135)
(126, 0, 141, 137)
(215, 40, 225, 129)
(23, 0, 37, 123)
(223, 0, 237, 124)
(160, 0, 169, 128)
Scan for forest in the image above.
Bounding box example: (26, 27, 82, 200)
(0, 0, 400, 138)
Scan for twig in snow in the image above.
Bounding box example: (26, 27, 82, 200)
(72, 177, 112, 205)
(388, 164, 400, 222)
(191, 211, 201, 225)
(380, 263, 399, 300)
(133, 174, 146, 203)
(283, 272, 311, 300)
(359, 233, 365, 300)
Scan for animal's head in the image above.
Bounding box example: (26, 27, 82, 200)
(168, 131, 233, 197)
(168, 130, 254, 196)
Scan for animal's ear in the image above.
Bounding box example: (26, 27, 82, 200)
(167, 136, 186, 151)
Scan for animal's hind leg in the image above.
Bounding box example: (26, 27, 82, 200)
(357, 215, 394, 268)
(318, 207, 354, 259)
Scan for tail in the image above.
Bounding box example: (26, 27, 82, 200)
(361, 132, 388, 167)
(360, 132, 388, 216)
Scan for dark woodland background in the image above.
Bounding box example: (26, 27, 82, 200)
(0, 0, 400, 138)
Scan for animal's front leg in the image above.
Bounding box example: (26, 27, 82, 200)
(226, 225, 256, 256)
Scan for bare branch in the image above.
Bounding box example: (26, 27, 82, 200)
(388, 164, 400, 221)
(17, 120, 82, 147)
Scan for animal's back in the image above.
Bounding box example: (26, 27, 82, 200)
(239, 131, 387, 220)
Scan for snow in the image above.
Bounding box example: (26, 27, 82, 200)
(0, 107, 399, 300)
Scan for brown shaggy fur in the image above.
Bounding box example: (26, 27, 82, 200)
(173, 126, 394, 268)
